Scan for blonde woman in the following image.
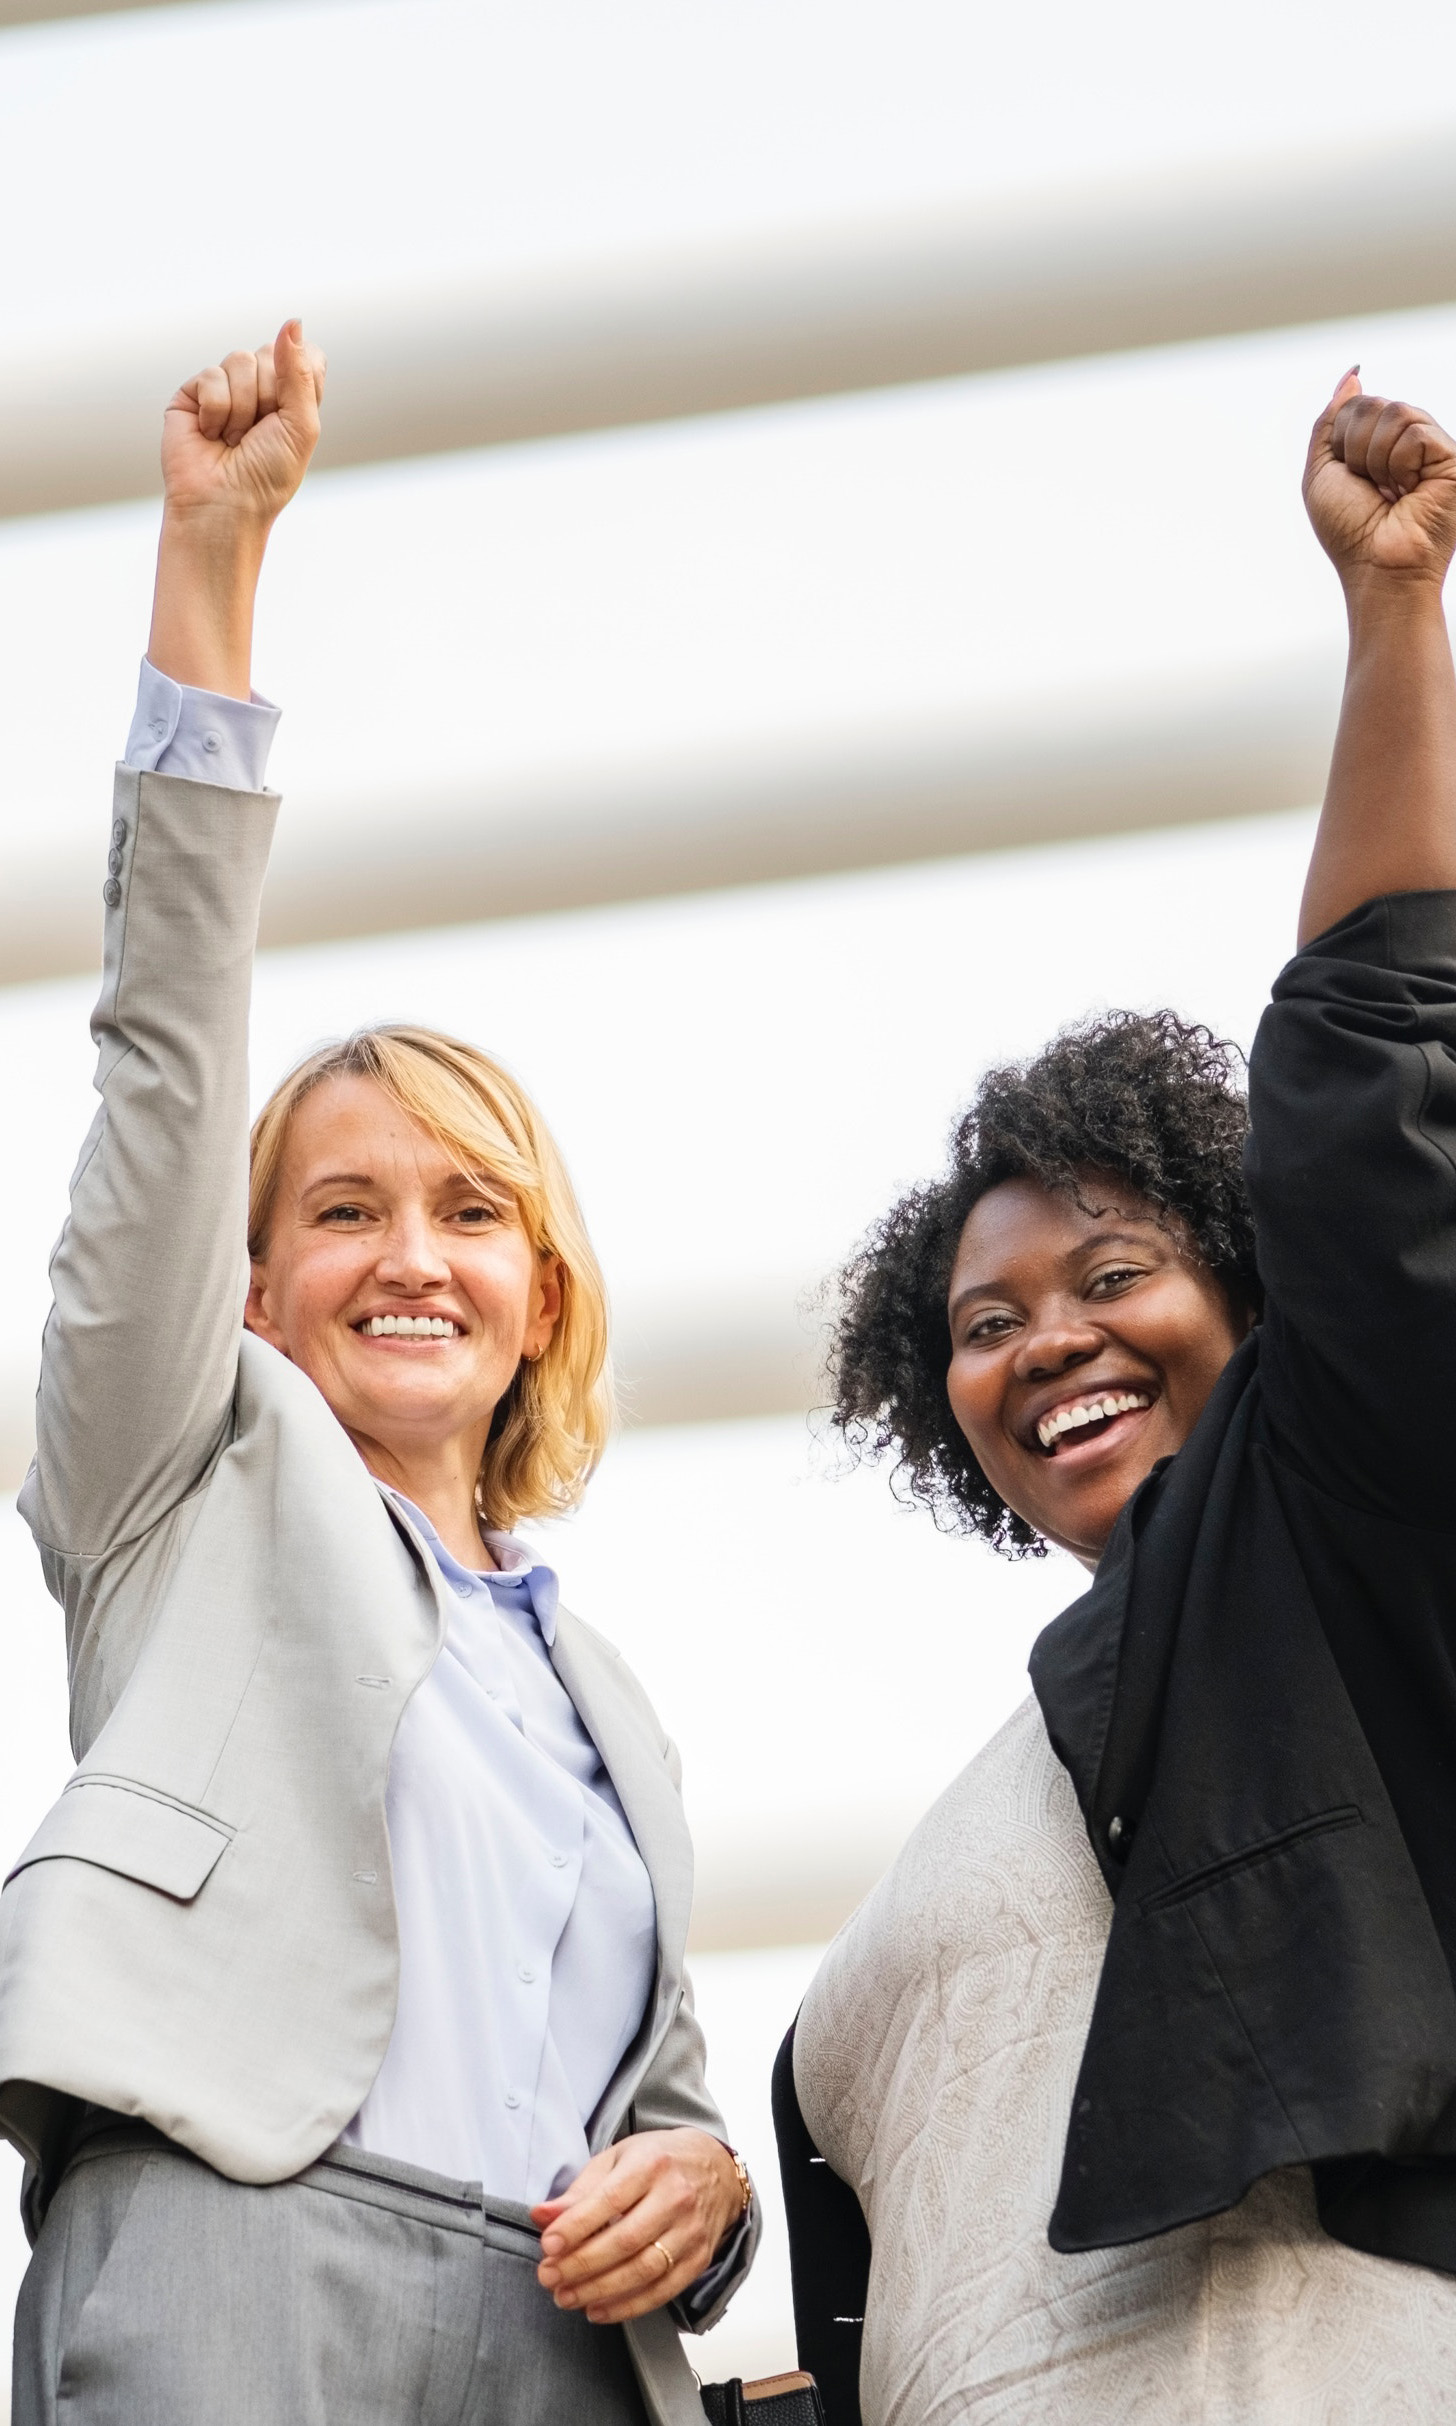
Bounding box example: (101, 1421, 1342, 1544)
(0, 324, 756, 2426)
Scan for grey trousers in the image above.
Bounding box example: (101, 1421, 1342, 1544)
(12, 2126, 653, 2425)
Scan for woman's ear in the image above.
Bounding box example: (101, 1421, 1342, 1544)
(244, 1263, 288, 1356)
(1224, 1281, 1260, 1342)
(524, 1256, 565, 1361)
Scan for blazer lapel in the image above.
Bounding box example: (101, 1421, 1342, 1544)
(547, 1608, 694, 1986)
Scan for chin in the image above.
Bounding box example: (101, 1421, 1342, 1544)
(1034, 1461, 1146, 1544)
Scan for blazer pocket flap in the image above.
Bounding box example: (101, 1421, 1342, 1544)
(4, 1779, 235, 1902)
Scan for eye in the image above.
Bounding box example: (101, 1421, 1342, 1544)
(319, 1202, 368, 1226)
(964, 1310, 1019, 1345)
(1088, 1262, 1145, 1297)
(454, 1200, 504, 1227)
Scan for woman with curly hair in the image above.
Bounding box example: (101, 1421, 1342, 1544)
(775, 370, 1456, 2426)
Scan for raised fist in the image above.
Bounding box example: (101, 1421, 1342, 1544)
(1304, 371, 1456, 589)
(161, 318, 326, 527)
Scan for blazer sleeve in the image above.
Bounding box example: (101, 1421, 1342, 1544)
(1246, 889, 1456, 1526)
(626, 1968, 763, 2333)
(20, 765, 278, 1562)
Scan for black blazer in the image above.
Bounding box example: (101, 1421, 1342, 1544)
(776, 893, 1456, 2419)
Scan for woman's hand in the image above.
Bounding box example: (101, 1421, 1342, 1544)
(148, 319, 326, 700)
(532, 2128, 746, 2325)
(1299, 369, 1456, 944)
(1304, 369, 1456, 594)
(161, 320, 326, 531)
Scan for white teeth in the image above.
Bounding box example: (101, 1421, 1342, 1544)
(1036, 1391, 1151, 1450)
(364, 1314, 459, 1338)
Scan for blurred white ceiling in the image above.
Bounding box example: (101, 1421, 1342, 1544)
(5, 133, 1456, 515)
(8, 0, 1456, 327)
(5, 0, 1453, 974)
(12, 299, 1456, 980)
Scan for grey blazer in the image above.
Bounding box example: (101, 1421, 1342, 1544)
(0, 767, 754, 2424)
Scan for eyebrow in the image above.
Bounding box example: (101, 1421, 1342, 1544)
(948, 1225, 1164, 1320)
(298, 1168, 511, 1199)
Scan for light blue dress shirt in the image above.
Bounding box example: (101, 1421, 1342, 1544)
(125, 656, 280, 789)
(122, 663, 663, 2208)
(343, 1504, 658, 2203)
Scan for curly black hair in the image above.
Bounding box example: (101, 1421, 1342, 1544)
(829, 1009, 1262, 1556)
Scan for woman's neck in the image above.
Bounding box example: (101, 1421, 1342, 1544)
(352, 1433, 496, 1571)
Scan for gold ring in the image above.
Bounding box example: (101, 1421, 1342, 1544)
(653, 2238, 674, 2278)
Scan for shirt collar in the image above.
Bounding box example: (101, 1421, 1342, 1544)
(480, 1528, 561, 1640)
(387, 1492, 560, 1643)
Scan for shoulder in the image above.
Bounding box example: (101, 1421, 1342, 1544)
(893, 1695, 1095, 1918)
(553, 1600, 623, 1665)
(803, 1696, 1104, 2062)
(796, 1697, 1108, 2175)
(553, 1603, 677, 1769)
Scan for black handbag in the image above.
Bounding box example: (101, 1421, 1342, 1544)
(700, 2373, 826, 2425)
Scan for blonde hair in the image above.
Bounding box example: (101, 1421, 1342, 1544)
(248, 1025, 612, 1531)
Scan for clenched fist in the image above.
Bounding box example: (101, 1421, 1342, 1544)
(147, 317, 326, 698)
(162, 319, 326, 528)
(1304, 370, 1456, 590)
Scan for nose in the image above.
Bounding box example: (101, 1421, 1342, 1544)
(1012, 1307, 1103, 1384)
(374, 1207, 452, 1295)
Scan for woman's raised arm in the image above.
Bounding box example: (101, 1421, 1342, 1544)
(1246, 375, 1456, 1525)
(147, 320, 324, 697)
(1298, 371, 1456, 944)
(24, 325, 323, 1568)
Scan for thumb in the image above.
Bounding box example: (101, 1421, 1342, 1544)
(1304, 363, 1363, 493)
(1312, 362, 1362, 444)
(273, 317, 325, 447)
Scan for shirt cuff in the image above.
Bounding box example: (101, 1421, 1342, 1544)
(671, 2196, 755, 2332)
(124, 657, 281, 792)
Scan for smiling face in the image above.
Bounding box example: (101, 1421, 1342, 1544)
(244, 1073, 562, 1484)
(945, 1173, 1250, 1565)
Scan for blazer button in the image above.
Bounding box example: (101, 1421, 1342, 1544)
(102, 878, 122, 908)
(112, 819, 128, 844)
(1108, 1815, 1133, 1857)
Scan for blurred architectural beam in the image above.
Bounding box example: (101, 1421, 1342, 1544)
(689, 1816, 906, 1952)
(0, 1291, 825, 1494)
(3, 131, 1456, 519)
(0, 651, 1337, 986)
(0, 0, 193, 17)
